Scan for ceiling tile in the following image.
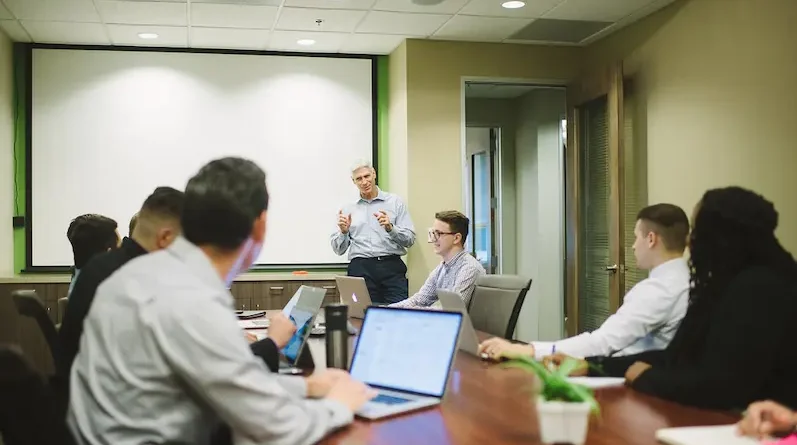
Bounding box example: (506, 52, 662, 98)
(191, 0, 281, 5)
(22, 20, 108, 44)
(190, 27, 269, 49)
(107, 24, 187, 46)
(119, 0, 186, 2)
(0, 3, 13, 20)
(268, 30, 348, 52)
(434, 15, 533, 41)
(509, 17, 610, 42)
(579, 0, 675, 43)
(357, 11, 449, 36)
(340, 33, 409, 54)
(191, 4, 277, 29)
(97, 1, 187, 26)
(372, 0, 468, 14)
(459, 0, 563, 18)
(543, 0, 650, 22)
(276, 7, 367, 32)
(0, 20, 31, 41)
(4, 0, 101, 22)
(284, 0, 376, 9)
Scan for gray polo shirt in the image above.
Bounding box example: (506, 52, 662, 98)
(68, 236, 351, 445)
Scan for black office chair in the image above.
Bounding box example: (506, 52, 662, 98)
(12, 290, 61, 371)
(0, 344, 75, 445)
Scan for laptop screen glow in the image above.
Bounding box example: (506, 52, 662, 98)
(349, 307, 462, 398)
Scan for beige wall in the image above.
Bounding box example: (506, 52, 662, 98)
(396, 40, 584, 292)
(587, 0, 797, 252)
(0, 33, 13, 276)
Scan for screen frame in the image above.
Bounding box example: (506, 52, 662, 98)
(281, 309, 316, 365)
(349, 306, 464, 398)
(21, 43, 380, 272)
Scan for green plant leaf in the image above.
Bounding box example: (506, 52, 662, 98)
(501, 355, 601, 416)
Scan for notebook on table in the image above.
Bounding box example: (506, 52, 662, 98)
(655, 425, 759, 445)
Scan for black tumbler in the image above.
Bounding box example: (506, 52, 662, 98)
(325, 304, 349, 369)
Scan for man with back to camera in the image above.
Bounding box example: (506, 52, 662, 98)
(480, 203, 691, 361)
(66, 214, 120, 296)
(330, 160, 416, 305)
(68, 158, 375, 445)
(390, 210, 485, 309)
(57, 187, 299, 417)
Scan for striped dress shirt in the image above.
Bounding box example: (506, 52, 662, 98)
(391, 249, 486, 309)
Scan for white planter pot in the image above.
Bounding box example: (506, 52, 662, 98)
(536, 397, 591, 445)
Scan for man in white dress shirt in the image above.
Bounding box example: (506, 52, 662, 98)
(68, 158, 375, 445)
(480, 203, 691, 360)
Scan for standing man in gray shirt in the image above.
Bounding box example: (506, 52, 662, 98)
(68, 158, 375, 445)
(330, 161, 416, 304)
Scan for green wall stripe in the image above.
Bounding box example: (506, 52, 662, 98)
(376, 55, 389, 189)
(12, 44, 27, 274)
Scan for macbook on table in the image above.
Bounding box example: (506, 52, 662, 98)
(349, 306, 463, 420)
(335, 276, 374, 319)
(436, 290, 480, 356)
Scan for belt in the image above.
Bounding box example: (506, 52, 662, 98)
(353, 255, 400, 261)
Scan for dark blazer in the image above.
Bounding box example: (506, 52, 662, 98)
(587, 266, 797, 411)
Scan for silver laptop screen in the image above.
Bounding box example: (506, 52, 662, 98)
(349, 307, 463, 398)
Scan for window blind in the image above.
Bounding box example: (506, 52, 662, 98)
(578, 96, 611, 332)
(622, 89, 648, 296)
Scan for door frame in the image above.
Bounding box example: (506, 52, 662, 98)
(564, 63, 625, 336)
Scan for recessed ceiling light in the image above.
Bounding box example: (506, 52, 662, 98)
(297, 39, 316, 46)
(501, 1, 525, 8)
(137, 32, 158, 39)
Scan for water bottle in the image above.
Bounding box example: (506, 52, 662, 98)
(325, 304, 349, 369)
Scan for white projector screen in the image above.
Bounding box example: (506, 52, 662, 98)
(30, 48, 375, 268)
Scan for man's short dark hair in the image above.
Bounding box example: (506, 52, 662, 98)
(435, 210, 469, 244)
(182, 158, 269, 251)
(67, 214, 118, 269)
(636, 203, 689, 252)
(139, 186, 185, 221)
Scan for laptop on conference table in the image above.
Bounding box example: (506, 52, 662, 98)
(436, 290, 480, 356)
(349, 306, 463, 420)
(335, 276, 373, 319)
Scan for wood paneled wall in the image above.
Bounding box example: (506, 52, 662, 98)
(0, 279, 341, 325)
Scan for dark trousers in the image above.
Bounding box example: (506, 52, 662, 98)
(347, 256, 408, 305)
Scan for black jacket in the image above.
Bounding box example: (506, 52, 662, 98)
(587, 266, 797, 411)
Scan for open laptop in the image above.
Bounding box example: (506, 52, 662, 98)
(349, 306, 463, 420)
(278, 306, 317, 374)
(335, 276, 374, 319)
(436, 290, 480, 356)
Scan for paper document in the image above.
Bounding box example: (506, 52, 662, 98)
(656, 425, 760, 445)
(566, 377, 625, 389)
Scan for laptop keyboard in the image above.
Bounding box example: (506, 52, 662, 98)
(372, 394, 411, 405)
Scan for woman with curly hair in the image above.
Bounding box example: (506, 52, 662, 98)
(549, 186, 797, 411)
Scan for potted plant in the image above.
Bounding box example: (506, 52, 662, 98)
(502, 356, 600, 445)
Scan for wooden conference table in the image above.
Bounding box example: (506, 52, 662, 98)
(248, 312, 738, 445)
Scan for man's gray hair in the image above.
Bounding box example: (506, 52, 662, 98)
(350, 160, 375, 176)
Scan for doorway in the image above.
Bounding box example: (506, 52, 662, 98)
(565, 64, 647, 336)
(462, 80, 567, 341)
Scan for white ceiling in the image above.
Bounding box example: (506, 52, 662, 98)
(0, 0, 676, 55)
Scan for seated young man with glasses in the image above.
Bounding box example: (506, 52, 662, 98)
(389, 210, 485, 309)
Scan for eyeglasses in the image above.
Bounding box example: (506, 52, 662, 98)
(428, 228, 456, 242)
